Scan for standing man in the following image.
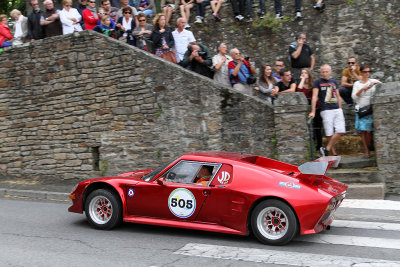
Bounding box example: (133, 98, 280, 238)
(228, 48, 256, 95)
(172, 17, 196, 63)
(27, 0, 44, 41)
(40, 0, 62, 38)
(309, 64, 345, 157)
(288, 32, 315, 83)
(339, 56, 361, 106)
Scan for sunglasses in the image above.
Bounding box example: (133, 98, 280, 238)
(124, 12, 131, 14)
(99, 12, 106, 14)
(348, 62, 356, 64)
(361, 70, 371, 73)
(139, 19, 146, 21)
(65, 4, 72, 6)
(89, 1, 96, 3)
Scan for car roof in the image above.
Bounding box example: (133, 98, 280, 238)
(182, 151, 253, 162)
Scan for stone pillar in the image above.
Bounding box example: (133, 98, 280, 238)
(372, 82, 400, 195)
(273, 93, 310, 165)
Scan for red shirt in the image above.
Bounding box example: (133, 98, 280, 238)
(82, 9, 99, 30)
(0, 23, 13, 47)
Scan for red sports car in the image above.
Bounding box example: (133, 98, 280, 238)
(68, 151, 347, 245)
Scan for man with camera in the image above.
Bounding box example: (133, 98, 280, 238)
(228, 48, 256, 95)
(180, 42, 213, 78)
(288, 32, 315, 83)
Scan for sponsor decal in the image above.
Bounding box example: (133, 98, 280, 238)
(127, 188, 135, 197)
(279, 181, 301, 189)
(217, 171, 230, 184)
(168, 188, 196, 218)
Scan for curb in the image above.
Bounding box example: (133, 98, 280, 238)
(0, 188, 70, 202)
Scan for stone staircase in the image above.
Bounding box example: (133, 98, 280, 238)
(326, 156, 384, 199)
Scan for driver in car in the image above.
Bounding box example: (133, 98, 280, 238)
(194, 166, 213, 185)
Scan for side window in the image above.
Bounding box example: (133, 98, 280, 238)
(164, 161, 202, 184)
(209, 164, 233, 186)
(163, 161, 220, 185)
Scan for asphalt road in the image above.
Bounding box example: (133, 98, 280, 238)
(1, 198, 400, 267)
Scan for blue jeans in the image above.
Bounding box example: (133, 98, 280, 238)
(275, 0, 301, 14)
(0, 41, 12, 48)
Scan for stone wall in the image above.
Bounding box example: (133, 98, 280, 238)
(372, 82, 400, 195)
(0, 31, 310, 181)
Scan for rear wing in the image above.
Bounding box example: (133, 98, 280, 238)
(298, 156, 341, 175)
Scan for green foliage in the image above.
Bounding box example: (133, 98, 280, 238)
(100, 160, 108, 176)
(387, 23, 394, 29)
(251, 12, 288, 33)
(347, 0, 355, 4)
(154, 103, 163, 119)
(0, 0, 26, 16)
(156, 149, 162, 159)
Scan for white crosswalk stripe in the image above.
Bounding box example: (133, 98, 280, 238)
(296, 234, 400, 250)
(340, 199, 400, 210)
(332, 220, 400, 231)
(175, 215, 400, 266)
(174, 243, 400, 266)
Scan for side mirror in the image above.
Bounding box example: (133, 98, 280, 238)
(157, 177, 165, 185)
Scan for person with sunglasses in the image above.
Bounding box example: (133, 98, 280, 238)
(97, 7, 116, 28)
(132, 13, 153, 50)
(60, 0, 83, 34)
(116, 0, 138, 25)
(82, 0, 99, 30)
(116, 6, 136, 45)
(339, 56, 361, 106)
(352, 65, 381, 159)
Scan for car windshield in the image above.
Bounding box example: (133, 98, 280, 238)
(141, 161, 172, 181)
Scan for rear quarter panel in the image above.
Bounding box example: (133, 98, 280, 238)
(229, 164, 331, 235)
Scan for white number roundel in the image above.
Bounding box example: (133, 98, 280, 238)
(168, 188, 196, 218)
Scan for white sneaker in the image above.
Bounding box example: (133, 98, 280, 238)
(185, 23, 191, 28)
(276, 13, 283, 19)
(296, 12, 302, 18)
(194, 17, 202, 24)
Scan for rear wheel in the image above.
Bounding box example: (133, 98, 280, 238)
(251, 199, 298, 245)
(85, 189, 122, 230)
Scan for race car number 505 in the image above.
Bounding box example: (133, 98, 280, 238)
(168, 188, 196, 218)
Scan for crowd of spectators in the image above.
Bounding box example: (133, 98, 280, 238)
(0, 0, 380, 159)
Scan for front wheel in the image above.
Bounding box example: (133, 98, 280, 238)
(251, 199, 298, 245)
(85, 189, 122, 230)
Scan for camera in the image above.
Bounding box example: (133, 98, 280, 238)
(196, 50, 207, 59)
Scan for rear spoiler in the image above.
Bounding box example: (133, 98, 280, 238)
(298, 156, 341, 175)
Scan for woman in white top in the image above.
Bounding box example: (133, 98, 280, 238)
(10, 9, 28, 44)
(60, 0, 83, 34)
(212, 43, 232, 87)
(352, 64, 381, 158)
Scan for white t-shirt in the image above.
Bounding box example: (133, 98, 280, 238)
(352, 78, 380, 108)
(172, 29, 196, 62)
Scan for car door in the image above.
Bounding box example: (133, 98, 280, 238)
(125, 160, 220, 221)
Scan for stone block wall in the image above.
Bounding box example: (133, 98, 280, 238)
(0, 31, 310, 181)
(372, 82, 400, 195)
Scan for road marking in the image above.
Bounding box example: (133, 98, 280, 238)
(174, 243, 400, 266)
(340, 199, 400, 210)
(296, 234, 400, 250)
(332, 220, 400, 231)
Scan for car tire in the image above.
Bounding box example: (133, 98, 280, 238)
(251, 199, 298, 245)
(85, 189, 122, 230)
